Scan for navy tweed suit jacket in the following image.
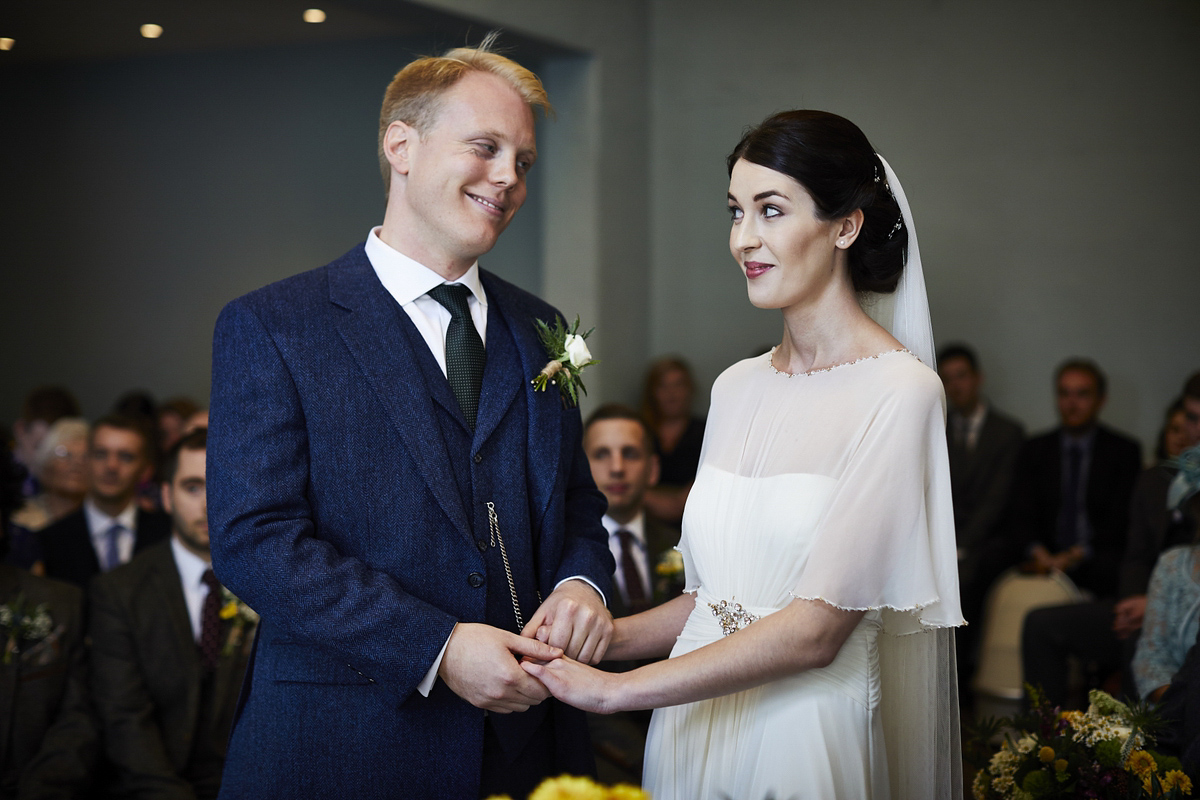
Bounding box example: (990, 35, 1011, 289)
(207, 244, 613, 799)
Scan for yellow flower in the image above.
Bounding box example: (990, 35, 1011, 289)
(219, 601, 239, 620)
(606, 786, 650, 800)
(1164, 770, 1193, 794)
(1038, 745, 1055, 763)
(529, 775, 606, 800)
(1127, 749, 1157, 777)
(1054, 759, 1068, 773)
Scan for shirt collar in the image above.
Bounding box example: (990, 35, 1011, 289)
(170, 536, 212, 590)
(365, 227, 487, 308)
(84, 497, 137, 540)
(602, 512, 646, 544)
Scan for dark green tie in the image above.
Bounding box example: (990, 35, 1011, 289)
(427, 283, 485, 429)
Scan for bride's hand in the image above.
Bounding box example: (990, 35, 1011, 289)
(521, 655, 622, 715)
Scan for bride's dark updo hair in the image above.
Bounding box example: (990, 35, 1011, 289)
(727, 110, 907, 294)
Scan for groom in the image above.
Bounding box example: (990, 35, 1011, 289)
(207, 41, 615, 799)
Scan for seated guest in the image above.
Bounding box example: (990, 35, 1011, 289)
(89, 429, 255, 800)
(639, 357, 706, 524)
(0, 444, 98, 799)
(1010, 359, 1142, 594)
(1156, 631, 1200, 776)
(156, 397, 200, 456)
(1133, 475, 1200, 702)
(1020, 366, 1180, 707)
(183, 409, 208, 436)
(582, 405, 683, 784)
(38, 415, 170, 587)
(10, 386, 81, 498)
(12, 418, 90, 533)
(936, 344, 1024, 675)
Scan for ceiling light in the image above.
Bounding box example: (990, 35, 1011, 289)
(140, 24, 163, 39)
(0, 38, 14, 51)
(303, 9, 326, 23)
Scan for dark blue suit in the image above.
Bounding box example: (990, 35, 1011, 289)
(207, 244, 613, 799)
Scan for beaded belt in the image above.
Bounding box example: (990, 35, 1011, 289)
(707, 598, 761, 636)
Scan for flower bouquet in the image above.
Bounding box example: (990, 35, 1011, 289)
(969, 686, 1192, 799)
(486, 775, 649, 800)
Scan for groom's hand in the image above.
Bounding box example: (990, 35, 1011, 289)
(438, 623, 560, 713)
(522, 580, 613, 665)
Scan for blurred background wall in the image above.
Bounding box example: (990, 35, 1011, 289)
(2, 0, 1197, 451)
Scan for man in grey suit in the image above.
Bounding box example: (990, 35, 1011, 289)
(90, 429, 253, 799)
(936, 344, 1024, 682)
(937, 347, 1024, 589)
(582, 404, 683, 784)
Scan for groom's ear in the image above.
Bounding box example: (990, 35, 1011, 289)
(382, 120, 417, 178)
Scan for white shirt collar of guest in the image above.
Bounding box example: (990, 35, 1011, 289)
(170, 536, 214, 641)
(84, 497, 137, 538)
(365, 227, 487, 310)
(602, 512, 646, 545)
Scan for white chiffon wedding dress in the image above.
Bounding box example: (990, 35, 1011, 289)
(642, 348, 964, 800)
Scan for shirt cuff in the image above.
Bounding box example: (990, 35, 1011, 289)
(555, 575, 607, 608)
(417, 627, 454, 698)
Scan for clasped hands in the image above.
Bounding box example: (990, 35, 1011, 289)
(437, 579, 613, 713)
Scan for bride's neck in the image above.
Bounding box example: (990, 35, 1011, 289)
(775, 290, 893, 375)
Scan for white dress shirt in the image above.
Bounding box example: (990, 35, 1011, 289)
(171, 536, 215, 641)
(603, 512, 651, 607)
(365, 227, 488, 376)
(364, 228, 604, 697)
(84, 498, 137, 570)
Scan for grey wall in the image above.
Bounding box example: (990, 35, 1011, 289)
(647, 0, 1200, 451)
(5, 0, 1198, 455)
(1, 33, 545, 420)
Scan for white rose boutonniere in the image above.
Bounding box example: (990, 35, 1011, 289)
(531, 315, 599, 408)
(563, 334, 592, 369)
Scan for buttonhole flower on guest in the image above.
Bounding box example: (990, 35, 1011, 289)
(219, 586, 259, 657)
(0, 593, 53, 664)
(531, 315, 598, 408)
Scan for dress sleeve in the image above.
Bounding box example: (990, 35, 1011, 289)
(791, 371, 964, 634)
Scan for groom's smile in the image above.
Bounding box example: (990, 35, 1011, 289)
(383, 69, 538, 279)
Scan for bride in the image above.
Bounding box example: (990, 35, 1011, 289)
(523, 110, 964, 799)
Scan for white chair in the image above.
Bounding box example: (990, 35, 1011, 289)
(971, 568, 1084, 719)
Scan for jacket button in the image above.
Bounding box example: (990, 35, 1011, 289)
(473, 453, 483, 464)
(476, 539, 488, 553)
(468, 572, 485, 588)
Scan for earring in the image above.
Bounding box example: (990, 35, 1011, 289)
(837, 239, 846, 247)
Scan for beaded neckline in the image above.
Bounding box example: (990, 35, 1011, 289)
(766, 346, 912, 378)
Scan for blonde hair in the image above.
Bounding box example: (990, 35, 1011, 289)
(377, 32, 553, 192)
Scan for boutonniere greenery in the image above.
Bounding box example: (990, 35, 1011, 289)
(218, 587, 259, 657)
(530, 315, 598, 408)
(0, 593, 53, 665)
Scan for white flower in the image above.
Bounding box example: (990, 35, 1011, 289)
(564, 334, 591, 368)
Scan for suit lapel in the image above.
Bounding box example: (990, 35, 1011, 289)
(154, 547, 202, 679)
(483, 274, 562, 527)
(329, 251, 471, 538)
(142, 545, 202, 755)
